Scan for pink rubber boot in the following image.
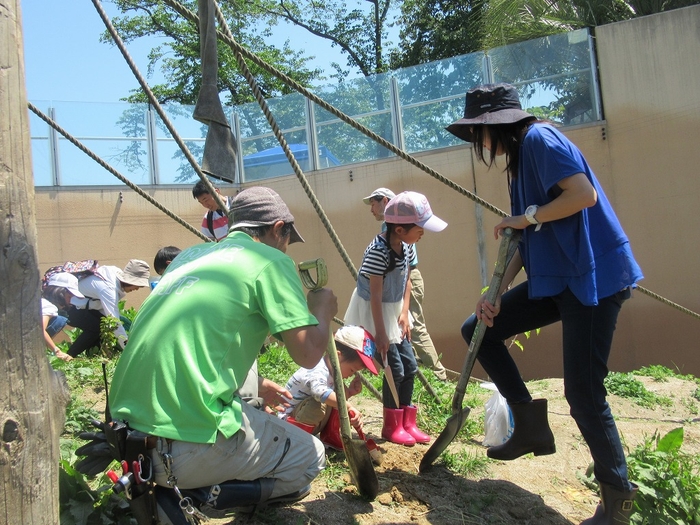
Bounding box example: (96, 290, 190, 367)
(381, 407, 416, 446)
(401, 404, 431, 444)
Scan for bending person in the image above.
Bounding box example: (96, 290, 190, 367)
(65, 259, 151, 357)
(109, 187, 338, 511)
(41, 273, 86, 362)
(447, 83, 642, 525)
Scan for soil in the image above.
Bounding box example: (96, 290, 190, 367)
(210, 375, 700, 525)
(93, 375, 700, 525)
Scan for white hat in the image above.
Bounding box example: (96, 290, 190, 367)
(334, 326, 378, 375)
(116, 259, 151, 288)
(362, 187, 396, 204)
(47, 272, 85, 298)
(384, 191, 447, 232)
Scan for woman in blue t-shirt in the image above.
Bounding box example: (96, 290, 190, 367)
(447, 84, 643, 525)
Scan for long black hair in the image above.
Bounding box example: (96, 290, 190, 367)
(470, 120, 537, 180)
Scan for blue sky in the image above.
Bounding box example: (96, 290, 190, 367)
(20, 0, 354, 104)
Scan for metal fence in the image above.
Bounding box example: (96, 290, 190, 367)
(30, 28, 601, 187)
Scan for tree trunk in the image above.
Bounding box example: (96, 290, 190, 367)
(0, 1, 70, 523)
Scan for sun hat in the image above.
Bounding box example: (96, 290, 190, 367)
(116, 259, 151, 288)
(229, 186, 304, 243)
(46, 272, 85, 298)
(362, 187, 396, 204)
(334, 326, 379, 375)
(383, 191, 447, 232)
(446, 83, 536, 142)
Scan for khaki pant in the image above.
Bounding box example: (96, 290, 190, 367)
(290, 397, 332, 434)
(150, 400, 325, 497)
(409, 268, 447, 380)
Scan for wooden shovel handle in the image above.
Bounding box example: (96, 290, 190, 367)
(451, 228, 521, 414)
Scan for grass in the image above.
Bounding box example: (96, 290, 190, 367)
(604, 372, 673, 409)
(55, 325, 700, 525)
(440, 449, 491, 477)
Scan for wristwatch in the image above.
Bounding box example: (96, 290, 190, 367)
(524, 205, 542, 231)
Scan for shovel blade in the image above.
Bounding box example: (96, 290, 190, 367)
(419, 406, 471, 472)
(342, 436, 379, 499)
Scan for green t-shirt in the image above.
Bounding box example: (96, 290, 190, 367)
(110, 232, 318, 443)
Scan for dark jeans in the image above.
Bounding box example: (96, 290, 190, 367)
(461, 281, 633, 491)
(66, 306, 104, 358)
(383, 338, 418, 408)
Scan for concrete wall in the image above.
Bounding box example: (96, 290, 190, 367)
(33, 6, 700, 379)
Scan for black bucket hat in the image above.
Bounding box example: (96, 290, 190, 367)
(446, 83, 536, 143)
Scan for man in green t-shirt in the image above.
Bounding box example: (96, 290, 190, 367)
(110, 186, 338, 511)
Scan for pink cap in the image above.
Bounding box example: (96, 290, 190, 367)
(383, 191, 447, 232)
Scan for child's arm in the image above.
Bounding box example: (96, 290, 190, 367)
(323, 391, 363, 430)
(398, 273, 412, 340)
(369, 274, 389, 362)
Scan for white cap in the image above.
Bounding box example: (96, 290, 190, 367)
(46, 272, 85, 298)
(362, 187, 396, 204)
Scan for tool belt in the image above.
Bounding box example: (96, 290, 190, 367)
(76, 419, 160, 525)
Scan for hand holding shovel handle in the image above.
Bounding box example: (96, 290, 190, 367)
(420, 228, 521, 472)
(298, 259, 379, 499)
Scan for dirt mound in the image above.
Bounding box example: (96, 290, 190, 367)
(177, 376, 700, 524)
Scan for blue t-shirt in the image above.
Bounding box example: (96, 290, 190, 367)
(513, 123, 643, 305)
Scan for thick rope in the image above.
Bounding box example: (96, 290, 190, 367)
(635, 286, 700, 320)
(28, 102, 210, 243)
(163, 0, 700, 321)
(210, 2, 358, 280)
(161, 0, 507, 219)
(91, 0, 228, 216)
(52, 0, 693, 322)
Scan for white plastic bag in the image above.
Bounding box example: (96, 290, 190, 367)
(482, 383, 514, 447)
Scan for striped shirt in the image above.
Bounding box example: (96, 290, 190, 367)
(200, 196, 232, 241)
(356, 234, 414, 303)
(359, 234, 415, 277)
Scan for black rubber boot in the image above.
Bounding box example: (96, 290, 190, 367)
(486, 398, 556, 460)
(580, 481, 637, 524)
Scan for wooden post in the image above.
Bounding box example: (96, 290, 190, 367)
(0, 2, 70, 523)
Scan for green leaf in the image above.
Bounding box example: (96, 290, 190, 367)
(656, 427, 684, 453)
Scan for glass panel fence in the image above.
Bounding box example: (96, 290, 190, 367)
(31, 28, 599, 187)
(395, 53, 485, 153)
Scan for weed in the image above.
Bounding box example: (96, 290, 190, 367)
(319, 451, 351, 492)
(441, 449, 490, 478)
(636, 364, 673, 382)
(258, 340, 299, 387)
(627, 428, 700, 524)
(604, 372, 672, 408)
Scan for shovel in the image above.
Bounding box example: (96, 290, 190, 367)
(348, 407, 383, 466)
(356, 425, 383, 466)
(419, 228, 521, 472)
(298, 259, 379, 499)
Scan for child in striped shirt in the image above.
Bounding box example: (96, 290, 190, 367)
(345, 191, 447, 446)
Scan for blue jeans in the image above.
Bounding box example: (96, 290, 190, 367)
(383, 338, 418, 408)
(461, 281, 633, 491)
(46, 315, 68, 338)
